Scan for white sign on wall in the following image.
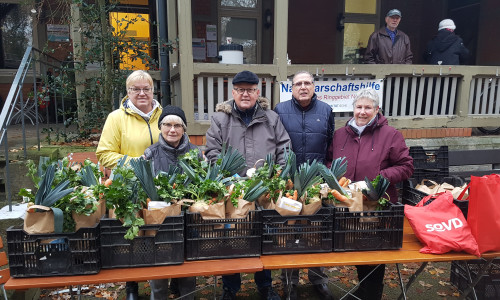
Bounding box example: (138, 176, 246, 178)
(279, 79, 384, 112)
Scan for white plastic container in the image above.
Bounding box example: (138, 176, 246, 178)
(218, 44, 244, 64)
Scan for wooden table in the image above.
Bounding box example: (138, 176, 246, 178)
(5, 220, 498, 299)
(261, 219, 500, 300)
(261, 219, 491, 268)
(5, 257, 262, 290)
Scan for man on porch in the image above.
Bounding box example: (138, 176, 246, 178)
(365, 9, 413, 64)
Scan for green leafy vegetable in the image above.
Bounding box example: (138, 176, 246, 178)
(319, 163, 348, 196)
(230, 179, 268, 207)
(33, 163, 74, 233)
(79, 164, 99, 187)
(293, 160, 323, 199)
(216, 143, 247, 176)
(104, 158, 145, 240)
(362, 175, 391, 209)
(179, 160, 232, 203)
(329, 157, 347, 180)
(155, 166, 186, 202)
(130, 157, 159, 202)
(250, 153, 287, 203)
(281, 144, 296, 179)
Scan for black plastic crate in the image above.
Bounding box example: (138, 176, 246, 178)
(402, 181, 469, 219)
(6, 223, 100, 278)
(100, 212, 184, 268)
(451, 259, 500, 299)
(332, 202, 404, 251)
(409, 146, 449, 181)
(261, 206, 333, 255)
(185, 210, 261, 260)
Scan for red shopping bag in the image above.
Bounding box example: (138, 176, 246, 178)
(465, 174, 500, 254)
(404, 192, 479, 256)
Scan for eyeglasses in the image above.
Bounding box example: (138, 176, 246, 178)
(233, 88, 258, 95)
(128, 87, 153, 94)
(161, 123, 183, 130)
(292, 81, 313, 88)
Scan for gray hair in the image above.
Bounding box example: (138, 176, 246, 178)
(161, 115, 187, 132)
(292, 70, 314, 85)
(353, 88, 380, 108)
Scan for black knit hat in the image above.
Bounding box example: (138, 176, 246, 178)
(158, 105, 187, 129)
(232, 70, 259, 84)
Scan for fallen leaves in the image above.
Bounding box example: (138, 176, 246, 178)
(419, 280, 433, 288)
(439, 280, 451, 286)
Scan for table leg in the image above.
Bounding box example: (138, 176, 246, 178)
(337, 265, 383, 300)
(395, 264, 406, 300)
(397, 262, 427, 300)
(212, 275, 217, 300)
(458, 258, 494, 300)
(282, 269, 293, 300)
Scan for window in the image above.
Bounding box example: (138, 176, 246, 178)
(340, 0, 379, 64)
(0, 4, 33, 69)
(218, 0, 261, 64)
(110, 11, 151, 70)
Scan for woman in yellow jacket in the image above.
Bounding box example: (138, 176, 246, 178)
(96, 70, 162, 300)
(97, 70, 162, 169)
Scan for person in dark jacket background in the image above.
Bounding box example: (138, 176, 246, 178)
(327, 88, 413, 300)
(424, 19, 470, 65)
(274, 71, 335, 300)
(143, 105, 201, 300)
(365, 9, 413, 64)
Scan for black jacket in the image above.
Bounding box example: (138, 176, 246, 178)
(274, 94, 335, 166)
(143, 133, 201, 174)
(424, 30, 469, 65)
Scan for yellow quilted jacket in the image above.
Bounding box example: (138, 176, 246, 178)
(96, 96, 162, 168)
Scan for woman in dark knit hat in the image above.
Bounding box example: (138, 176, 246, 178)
(143, 105, 202, 300)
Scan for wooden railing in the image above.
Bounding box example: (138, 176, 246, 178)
(169, 64, 500, 135)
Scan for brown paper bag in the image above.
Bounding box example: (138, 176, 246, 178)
(452, 184, 469, 200)
(72, 199, 106, 231)
(142, 201, 182, 236)
(300, 193, 322, 215)
(226, 198, 255, 219)
(257, 192, 276, 209)
(107, 207, 142, 222)
(188, 201, 225, 234)
(275, 194, 301, 217)
(188, 201, 225, 220)
(346, 189, 364, 212)
(24, 205, 54, 234)
(415, 179, 441, 194)
(108, 207, 117, 219)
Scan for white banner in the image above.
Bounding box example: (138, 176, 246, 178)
(279, 79, 384, 112)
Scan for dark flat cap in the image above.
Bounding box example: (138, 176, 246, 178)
(232, 70, 259, 84)
(158, 105, 187, 129)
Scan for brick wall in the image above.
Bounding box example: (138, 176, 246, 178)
(399, 128, 472, 139)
